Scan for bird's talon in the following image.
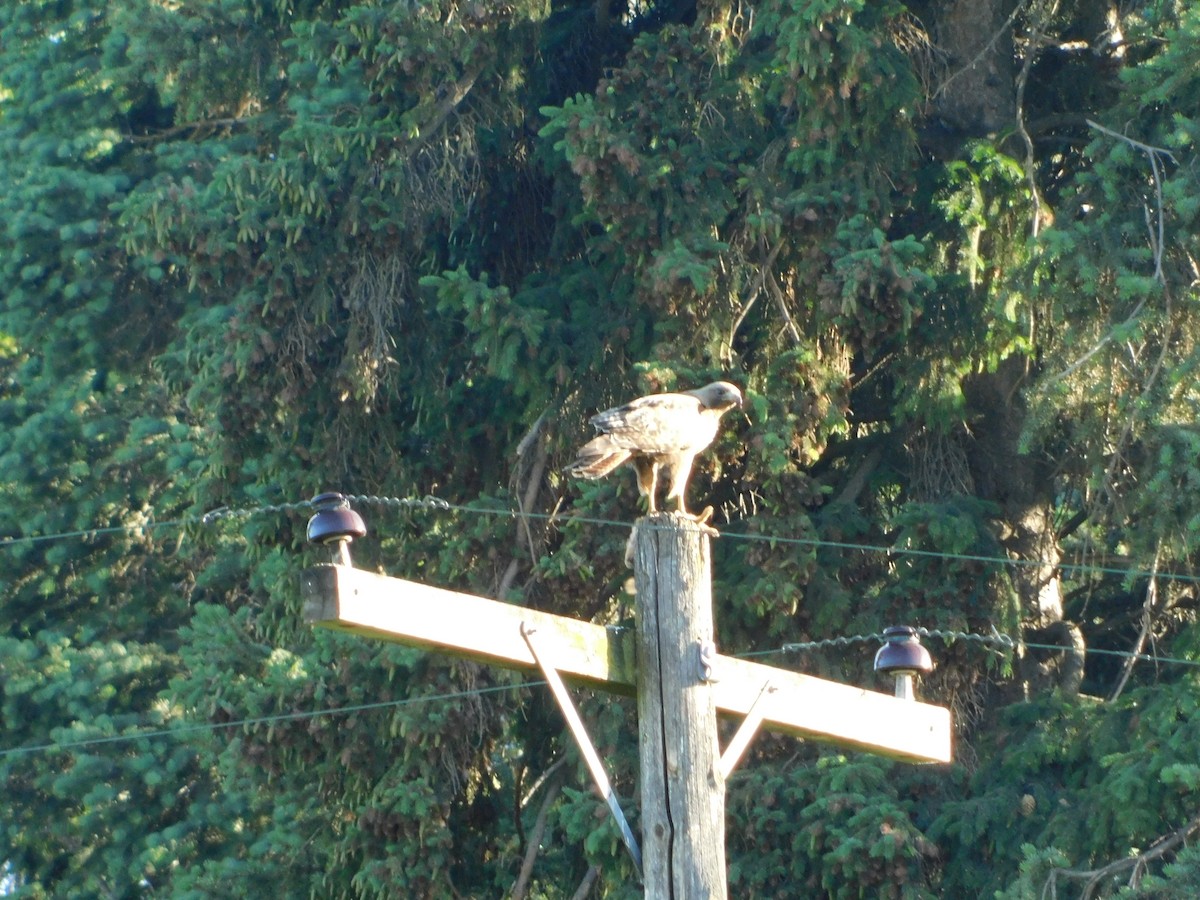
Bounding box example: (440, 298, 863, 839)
(677, 506, 718, 536)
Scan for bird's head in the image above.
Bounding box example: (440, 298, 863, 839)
(690, 381, 743, 412)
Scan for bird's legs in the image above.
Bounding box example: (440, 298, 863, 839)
(662, 455, 717, 532)
(636, 456, 716, 531)
(664, 455, 696, 517)
(633, 457, 660, 513)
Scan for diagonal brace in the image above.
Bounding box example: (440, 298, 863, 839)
(720, 680, 774, 780)
(520, 622, 642, 874)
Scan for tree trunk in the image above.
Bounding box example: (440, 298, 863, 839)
(924, 0, 1018, 134)
(964, 359, 1084, 694)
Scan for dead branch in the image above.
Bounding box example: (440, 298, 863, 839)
(520, 755, 569, 809)
(497, 412, 552, 600)
(1086, 119, 1177, 284)
(570, 866, 601, 900)
(725, 238, 786, 361)
(1014, 0, 1059, 237)
(1044, 295, 1146, 385)
(515, 412, 550, 564)
(125, 116, 254, 143)
(1108, 542, 1160, 701)
(511, 766, 566, 900)
(765, 266, 803, 347)
(1084, 282, 1173, 533)
(1045, 810, 1200, 899)
(409, 63, 485, 156)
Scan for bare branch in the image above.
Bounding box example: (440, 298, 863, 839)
(497, 411, 553, 600)
(1086, 283, 1173, 530)
(1046, 810, 1200, 899)
(1109, 542, 1160, 701)
(570, 865, 601, 900)
(1014, 0, 1059, 237)
(1045, 294, 1147, 385)
(514, 412, 551, 565)
(520, 755, 568, 809)
(511, 767, 566, 900)
(1085, 119, 1178, 165)
(125, 116, 254, 144)
(410, 64, 485, 155)
(1086, 118, 1176, 284)
(725, 238, 785, 362)
(765, 266, 803, 347)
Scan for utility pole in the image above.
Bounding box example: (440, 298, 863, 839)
(634, 514, 725, 897)
(300, 493, 951, 896)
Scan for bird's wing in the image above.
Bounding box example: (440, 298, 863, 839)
(589, 393, 707, 454)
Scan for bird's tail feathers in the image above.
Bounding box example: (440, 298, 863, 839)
(565, 437, 630, 480)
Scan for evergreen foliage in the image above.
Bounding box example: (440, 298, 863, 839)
(4, 0, 1200, 896)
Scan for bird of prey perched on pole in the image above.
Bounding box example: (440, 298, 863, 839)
(565, 381, 743, 523)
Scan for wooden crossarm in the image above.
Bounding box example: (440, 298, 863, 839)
(301, 563, 951, 764)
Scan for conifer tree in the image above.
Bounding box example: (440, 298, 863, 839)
(4, 0, 1200, 896)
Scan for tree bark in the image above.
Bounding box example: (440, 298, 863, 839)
(964, 358, 1064, 625)
(922, 0, 1018, 134)
(964, 358, 1085, 696)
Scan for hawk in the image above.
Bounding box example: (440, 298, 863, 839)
(566, 381, 743, 521)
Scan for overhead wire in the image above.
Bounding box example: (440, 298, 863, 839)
(0, 681, 546, 762)
(3, 492, 1199, 587)
(0, 518, 196, 549)
(5, 628, 1200, 762)
(4, 494, 1200, 762)
(765, 629, 1200, 670)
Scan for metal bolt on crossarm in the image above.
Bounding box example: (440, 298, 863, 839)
(306, 492, 367, 566)
(874, 626, 934, 701)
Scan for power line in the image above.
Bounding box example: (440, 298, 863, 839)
(780, 627, 1016, 654)
(1019, 641, 1200, 669)
(340, 498, 1200, 586)
(0, 518, 195, 549)
(4, 493, 1198, 587)
(756, 629, 1200, 670)
(0, 680, 544, 762)
(5, 623, 1200, 762)
(0, 495, 446, 550)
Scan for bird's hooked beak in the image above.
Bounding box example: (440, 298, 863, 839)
(694, 381, 744, 412)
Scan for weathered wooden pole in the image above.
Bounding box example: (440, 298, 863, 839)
(301, 493, 951, 896)
(634, 513, 726, 899)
